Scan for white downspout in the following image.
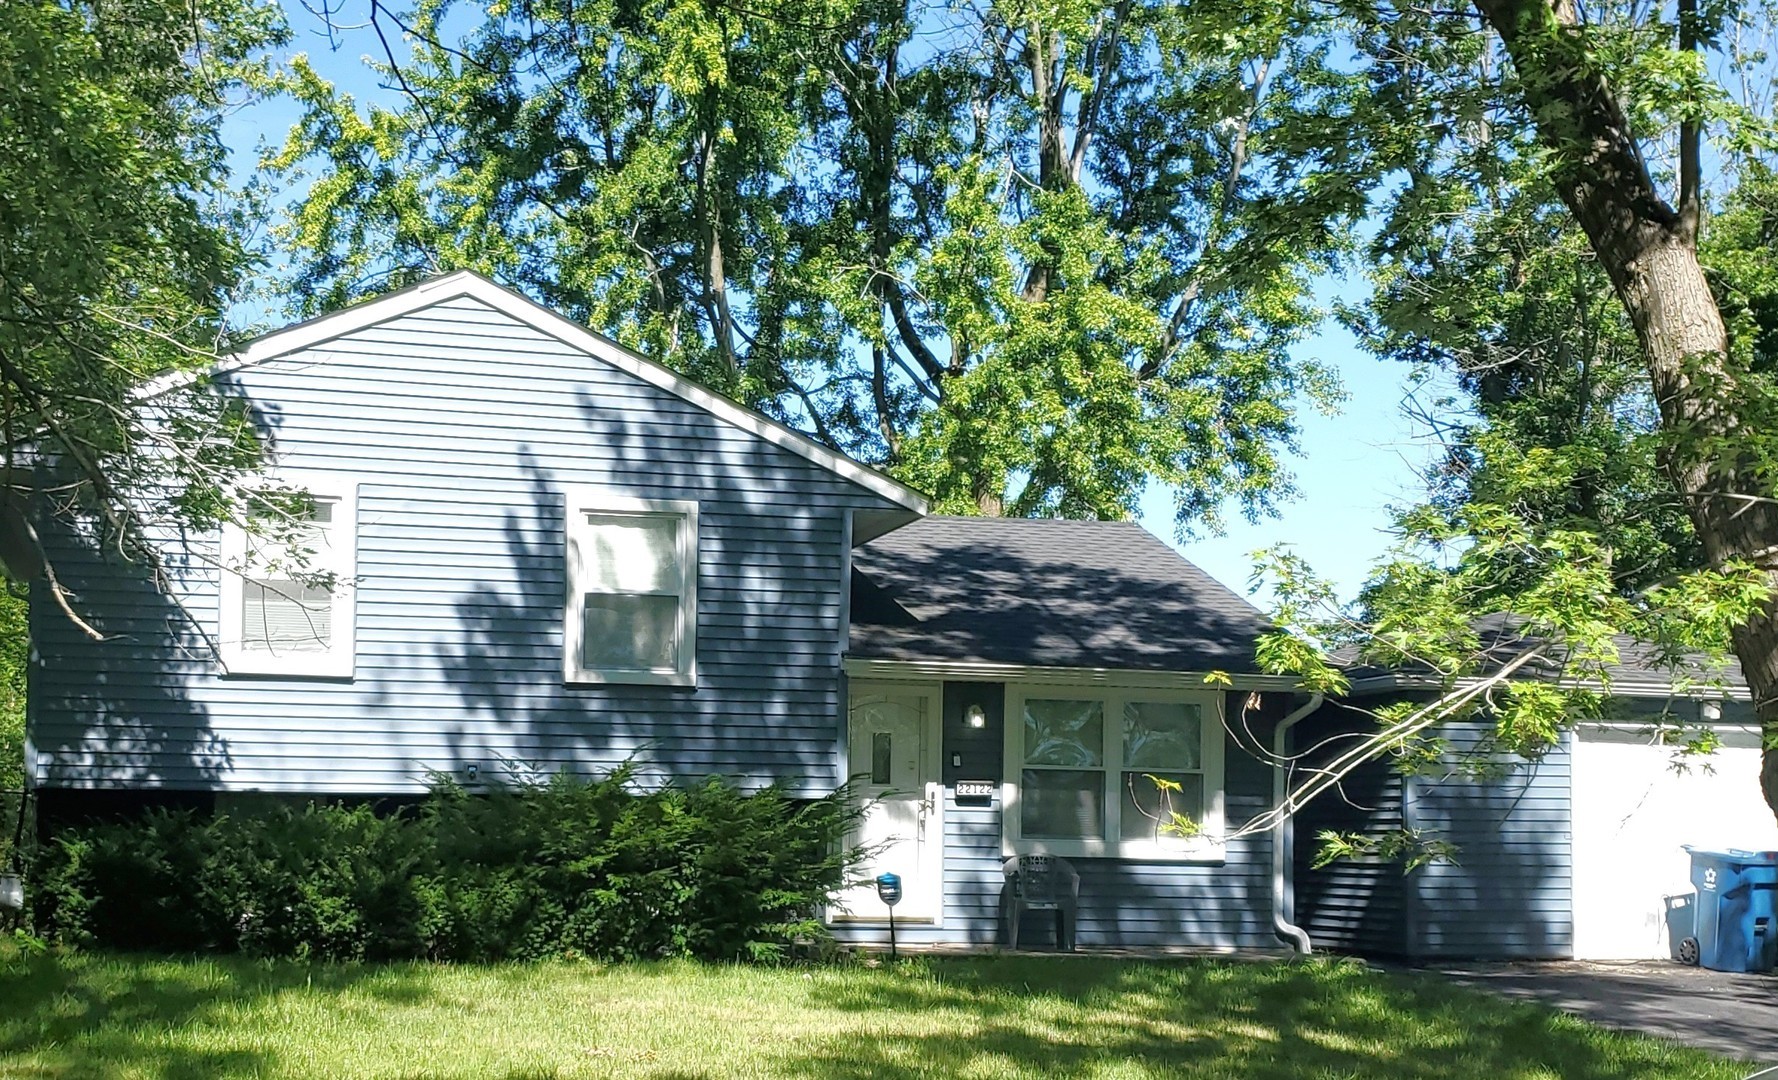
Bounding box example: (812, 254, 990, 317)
(1273, 692, 1324, 955)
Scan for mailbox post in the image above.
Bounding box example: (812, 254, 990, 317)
(875, 872, 903, 959)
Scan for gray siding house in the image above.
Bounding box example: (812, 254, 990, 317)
(25, 272, 1313, 952)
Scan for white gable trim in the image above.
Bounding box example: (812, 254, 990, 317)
(141, 272, 930, 513)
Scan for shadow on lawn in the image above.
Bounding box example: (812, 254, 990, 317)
(0, 953, 1735, 1079)
(0, 950, 432, 1079)
(772, 957, 1725, 1080)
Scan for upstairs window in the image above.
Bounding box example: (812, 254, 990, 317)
(1005, 687, 1225, 860)
(563, 491, 698, 686)
(218, 475, 357, 678)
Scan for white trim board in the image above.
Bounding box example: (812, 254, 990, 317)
(141, 272, 930, 515)
(843, 657, 1301, 691)
(1346, 672, 1752, 700)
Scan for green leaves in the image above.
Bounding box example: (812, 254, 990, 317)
(1145, 774, 1205, 839)
(0, 0, 285, 608)
(1312, 828, 1459, 873)
(267, 0, 1369, 531)
(33, 768, 863, 962)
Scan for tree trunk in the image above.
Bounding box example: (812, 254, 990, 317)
(1605, 229, 1778, 819)
(1471, 0, 1778, 819)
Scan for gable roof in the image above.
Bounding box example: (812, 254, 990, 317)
(139, 271, 929, 513)
(849, 515, 1274, 674)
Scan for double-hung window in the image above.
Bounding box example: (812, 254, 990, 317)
(217, 474, 358, 678)
(1005, 687, 1224, 860)
(563, 491, 699, 686)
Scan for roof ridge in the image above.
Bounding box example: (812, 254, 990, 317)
(918, 513, 1149, 526)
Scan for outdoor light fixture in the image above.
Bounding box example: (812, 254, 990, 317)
(876, 872, 903, 958)
(965, 704, 986, 729)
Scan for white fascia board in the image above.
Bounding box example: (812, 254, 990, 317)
(842, 656, 1302, 690)
(1575, 720, 1762, 734)
(140, 271, 931, 515)
(1346, 671, 1753, 701)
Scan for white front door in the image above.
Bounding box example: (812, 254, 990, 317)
(833, 683, 943, 923)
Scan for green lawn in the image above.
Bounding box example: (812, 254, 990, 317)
(0, 945, 1748, 1079)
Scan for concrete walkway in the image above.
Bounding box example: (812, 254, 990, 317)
(1435, 961, 1778, 1065)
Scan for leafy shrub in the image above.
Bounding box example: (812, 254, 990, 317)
(0, 789, 22, 875)
(33, 765, 861, 962)
(0, 588, 27, 872)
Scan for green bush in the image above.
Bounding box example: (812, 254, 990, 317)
(0, 587, 27, 873)
(32, 766, 861, 962)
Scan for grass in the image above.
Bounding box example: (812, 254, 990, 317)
(0, 944, 1750, 1079)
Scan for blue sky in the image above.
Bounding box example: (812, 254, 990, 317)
(1137, 306, 1431, 609)
(234, 10, 1436, 609)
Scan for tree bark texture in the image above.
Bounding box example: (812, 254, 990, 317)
(1470, 0, 1778, 816)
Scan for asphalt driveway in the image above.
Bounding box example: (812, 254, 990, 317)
(1432, 961, 1778, 1064)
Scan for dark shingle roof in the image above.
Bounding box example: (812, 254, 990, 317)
(848, 516, 1271, 672)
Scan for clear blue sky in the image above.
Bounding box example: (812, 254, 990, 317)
(1137, 294, 1435, 608)
(233, 11, 1435, 609)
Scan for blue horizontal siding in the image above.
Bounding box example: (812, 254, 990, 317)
(30, 294, 902, 796)
(1406, 725, 1574, 960)
(1289, 703, 1410, 955)
(830, 792, 1004, 949)
(1290, 705, 1575, 960)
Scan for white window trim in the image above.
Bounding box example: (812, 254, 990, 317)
(1002, 684, 1226, 862)
(216, 471, 358, 679)
(562, 490, 699, 687)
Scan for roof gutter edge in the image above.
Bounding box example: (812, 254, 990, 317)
(841, 656, 1301, 689)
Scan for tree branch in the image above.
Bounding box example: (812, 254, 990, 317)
(871, 345, 902, 459)
(1149, 54, 1271, 377)
(1068, 0, 1133, 180)
(1677, 0, 1702, 241)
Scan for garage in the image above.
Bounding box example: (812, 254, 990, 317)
(1570, 709, 1778, 960)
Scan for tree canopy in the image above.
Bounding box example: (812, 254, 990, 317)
(270, 0, 1388, 529)
(1251, 0, 1778, 839)
(0, 0, 286, 623)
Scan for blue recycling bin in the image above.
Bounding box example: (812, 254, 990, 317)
(1681, 847, 1778, 973)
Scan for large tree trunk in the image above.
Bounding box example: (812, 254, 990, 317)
(1471, 0, 1778, 817)
(1602, 227, 1778, 818)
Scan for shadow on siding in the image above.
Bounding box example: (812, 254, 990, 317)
(1293, 703, 1573, 961)
(413, 392, 854, 794)
(30, 365, 883, 803)
(30, 512, 230, 820)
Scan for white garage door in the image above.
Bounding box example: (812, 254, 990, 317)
(1571, 723, 1778, 959)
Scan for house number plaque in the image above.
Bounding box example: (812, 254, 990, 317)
(955, 779, 995, 802)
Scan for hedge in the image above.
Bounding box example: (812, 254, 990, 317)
(31, 766, 861, 962)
